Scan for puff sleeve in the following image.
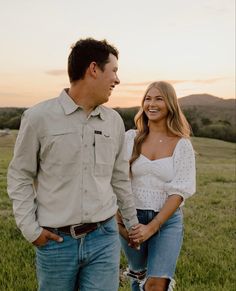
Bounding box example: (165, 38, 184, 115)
(124, 129, 136, 161)
(164, 138, 196, 204)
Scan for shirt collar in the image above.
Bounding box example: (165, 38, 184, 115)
(58, 89, 80, 115)
(58, 89, 105, 120)
(90, 106, 105, 120)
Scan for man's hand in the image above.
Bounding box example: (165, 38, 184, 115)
(32, 228, 63, 247)
(127, 225, 141, 250)
(117, 222, 129, 241)
(116, 212, 141, 250)
(117, 221, 140, 249)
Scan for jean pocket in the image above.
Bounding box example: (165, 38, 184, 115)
(36, 239, 59, 250)
(100, 218, 118, 235)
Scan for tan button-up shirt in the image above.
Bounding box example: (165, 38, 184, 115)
(7, 89, 138, 242)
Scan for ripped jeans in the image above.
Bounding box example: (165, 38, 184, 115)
(120, 209, 183, 291)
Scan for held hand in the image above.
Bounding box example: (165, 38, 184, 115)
(118, 222, 140, 250)
(128, 238, 140, 250)
(128, 223, 157, 244)
(117, 223, 129, 241)
(32, 228, 63, 247)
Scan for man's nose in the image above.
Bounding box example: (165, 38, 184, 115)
(115, 75, 120, 85)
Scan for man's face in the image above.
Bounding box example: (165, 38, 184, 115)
(95, 54, 120, 104)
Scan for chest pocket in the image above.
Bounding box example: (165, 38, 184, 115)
(94, 134, 115, 176)
(40, 130, 81, 176)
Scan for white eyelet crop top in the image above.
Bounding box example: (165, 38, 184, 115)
(125, 129, 196, 211)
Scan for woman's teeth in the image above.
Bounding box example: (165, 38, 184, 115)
(149, 109, 158, 112)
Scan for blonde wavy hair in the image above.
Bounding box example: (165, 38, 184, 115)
(130, 81, 191, 169)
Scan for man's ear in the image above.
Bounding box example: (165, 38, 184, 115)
(88, 62, 98, 78)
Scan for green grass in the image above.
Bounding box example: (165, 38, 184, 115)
(0, 134, 235, 290)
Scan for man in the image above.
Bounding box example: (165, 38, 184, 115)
(7, 38, 138, 291)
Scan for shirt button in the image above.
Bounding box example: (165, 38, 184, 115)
(84, 166, 87, 170)
(84, 144, 88, 147)
(84, 189, 87, 193)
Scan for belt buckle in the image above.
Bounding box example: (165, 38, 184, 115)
(70, 224, 86, 239)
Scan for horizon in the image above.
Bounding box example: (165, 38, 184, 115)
(0, 0, 235, 108)
(0, 92, 234, 110)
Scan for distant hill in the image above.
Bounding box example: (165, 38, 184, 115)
(177, 94, 235, 127)
(179, 94, 235, 108)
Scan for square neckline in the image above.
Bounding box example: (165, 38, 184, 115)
(140, 138, 184, 162)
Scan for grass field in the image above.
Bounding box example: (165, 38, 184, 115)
(0, 132, 235, 291)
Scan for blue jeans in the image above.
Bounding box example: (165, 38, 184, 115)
(36, 217, 120, 291)
(120, 209, 184, 291)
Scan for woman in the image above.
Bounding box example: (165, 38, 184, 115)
(117, 81, 196, 291)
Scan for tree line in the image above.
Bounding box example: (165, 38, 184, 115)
(115, 107, 236, 143)
(0, 107, 235, 142)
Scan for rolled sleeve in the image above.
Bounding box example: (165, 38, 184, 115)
(111, 121, 138, 229)
(164, 139, 196, 204)
(7, 111, 42, 242)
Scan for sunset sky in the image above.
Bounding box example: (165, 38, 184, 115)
(0, 0, 235, 108)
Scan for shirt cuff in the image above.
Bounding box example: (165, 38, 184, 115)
(21, 223, 43, 243)
(123, 216, 139, 230)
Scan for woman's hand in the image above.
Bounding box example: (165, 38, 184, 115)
(117, 221, 140, 249)
(116, 211, 140, 249)
(128, 223, 159, 244)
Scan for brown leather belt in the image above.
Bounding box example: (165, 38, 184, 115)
(43, 216, 114, 239)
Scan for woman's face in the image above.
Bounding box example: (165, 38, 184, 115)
(143, 87, 169, 122)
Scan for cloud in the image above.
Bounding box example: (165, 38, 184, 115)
(45, 70, 67, 76)
(120, 82, 152, 86)
(0, 92, 23, 98)
(44, 71, 227, 85)
(120, 80, 185, 87)
(116, 89, 145, 96)
(120, 77, 227, 87)
(203, 0, 232, 15)
(190, 77, 227, 84)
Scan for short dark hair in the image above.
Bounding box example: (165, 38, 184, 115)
(68, 38, 119, 82)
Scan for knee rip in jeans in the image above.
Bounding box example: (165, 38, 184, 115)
(140, 276, 176, 291)
(123, 267, 146, 282)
